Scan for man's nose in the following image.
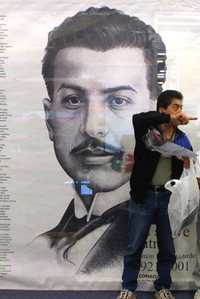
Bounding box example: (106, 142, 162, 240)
(80, 101, 108, 138)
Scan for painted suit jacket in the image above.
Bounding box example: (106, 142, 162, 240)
(41, 199, 129, 274)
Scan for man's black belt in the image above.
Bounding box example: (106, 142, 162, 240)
(148, 185, 166, 192)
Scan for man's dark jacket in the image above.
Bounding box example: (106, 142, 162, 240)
(130, 111, 193, 201)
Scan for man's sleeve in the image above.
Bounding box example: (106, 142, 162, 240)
(132, 111, 171, 138)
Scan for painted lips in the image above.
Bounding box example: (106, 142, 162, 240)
(76, 147, 115, 165)
(71, 140, 123, 166)
(74, 146, 122, 166)
(83, 154, 114, 165)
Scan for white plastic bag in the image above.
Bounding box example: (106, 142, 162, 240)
(165, 158, 200, 238)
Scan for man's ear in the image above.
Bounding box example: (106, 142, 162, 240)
(43, 98, 54, 141)
(159, 107, 165, 113)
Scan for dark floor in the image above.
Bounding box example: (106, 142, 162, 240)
(0, 291, 195, 299)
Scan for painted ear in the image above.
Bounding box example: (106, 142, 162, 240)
(43, 98, 54, 141)
(150, 99, 156, 110)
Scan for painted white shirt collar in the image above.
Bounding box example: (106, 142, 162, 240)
(73, 182, 130, 222)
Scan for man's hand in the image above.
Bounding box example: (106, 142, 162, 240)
(171, 112, 197, 126)
(182, 156, 190, 169)
(197, 177, 200, 189)
(178, 156, 190, 168)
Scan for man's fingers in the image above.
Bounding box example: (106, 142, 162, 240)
(188, 117, 198, 120)
(178, 115, 198, 124)
(197, 177, 200, 190)
(171, 113, 197, 126)
(183, 157, 190, 169)
(178, 156, 190, 168)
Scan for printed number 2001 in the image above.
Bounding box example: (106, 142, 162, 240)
(140, 260, 189, 272)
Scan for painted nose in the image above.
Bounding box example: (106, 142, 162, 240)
(80, 102, 108, 138)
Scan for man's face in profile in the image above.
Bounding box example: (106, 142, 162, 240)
(44, 47, 152, 192)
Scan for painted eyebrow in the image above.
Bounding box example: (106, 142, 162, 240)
(57, 84, 137, 94)
(57, 83, 84, 93)
(102, 85, 137, 94)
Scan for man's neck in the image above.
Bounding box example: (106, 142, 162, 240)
(160, 123, 175, 140)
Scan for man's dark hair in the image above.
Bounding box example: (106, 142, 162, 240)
(42, 6, 166, 101)
(157, 90, 183, 111)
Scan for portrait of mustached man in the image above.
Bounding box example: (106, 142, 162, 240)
(28, 6, 166, 277)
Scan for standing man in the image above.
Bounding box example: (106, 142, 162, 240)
(118, 90, 195, 299)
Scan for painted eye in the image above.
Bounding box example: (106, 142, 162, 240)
(108, 95, 132, 109)
(62, 95, 84, 109)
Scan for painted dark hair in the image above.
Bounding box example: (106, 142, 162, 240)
(42, 6, 166, 100)
(157, 90, 183, 111)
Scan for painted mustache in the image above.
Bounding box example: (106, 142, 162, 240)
(71, 138, 123, 156)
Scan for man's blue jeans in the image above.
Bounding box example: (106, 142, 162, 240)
(122, 190, 176, 291)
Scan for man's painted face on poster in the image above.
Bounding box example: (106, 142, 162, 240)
(43, 47, 152, 192)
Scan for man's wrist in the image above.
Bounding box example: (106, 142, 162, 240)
(170, 115, 178, 126)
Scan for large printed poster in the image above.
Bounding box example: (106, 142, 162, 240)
(1, 0, 200, 290)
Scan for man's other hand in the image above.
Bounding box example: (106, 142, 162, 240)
(196, 177, 200, 189)
(178, 156, 190, 169)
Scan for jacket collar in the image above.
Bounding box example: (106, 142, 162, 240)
(175, 127, 184, 136)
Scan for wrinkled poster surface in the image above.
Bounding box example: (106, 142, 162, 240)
(1, 0, 200, 290)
